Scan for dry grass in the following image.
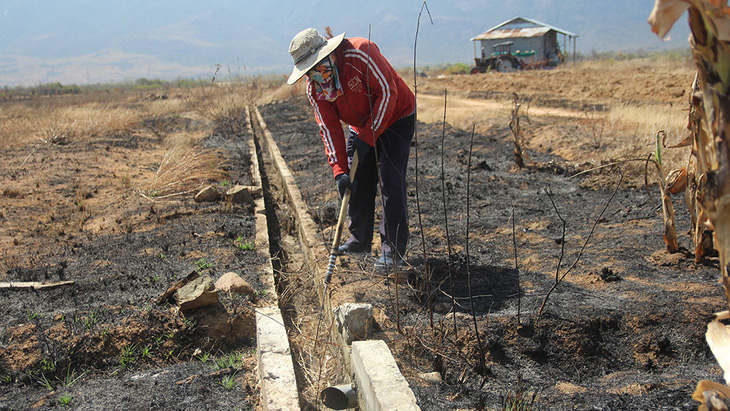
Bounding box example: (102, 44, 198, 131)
(259, 81, 305, 106)
(603, 102, 689, 168)
(415, 90, 692, 186)
(39, 105, 141, 143)
(576, 53, 693, 72)
(1, 94, 145, 147)
(183, 75, 278, 137)
(277, 265, 345, 408)
(0, 84, 257, 202)
(0, 88, 219, 148)
(143, 143, 228, 199)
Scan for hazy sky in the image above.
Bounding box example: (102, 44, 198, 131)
(0, 0, 691, 86)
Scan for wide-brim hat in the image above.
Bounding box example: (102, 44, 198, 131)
(287, 28, 345, 85)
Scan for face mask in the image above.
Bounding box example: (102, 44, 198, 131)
(308, 55, 343, 102)
(308, 56, 334, 84)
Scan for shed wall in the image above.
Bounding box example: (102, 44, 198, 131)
(478, 31, 560, 62)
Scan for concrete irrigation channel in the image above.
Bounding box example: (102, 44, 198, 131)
(247, 106, 419, 410)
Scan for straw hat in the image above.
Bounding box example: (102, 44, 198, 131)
(287, 28, 345, 85)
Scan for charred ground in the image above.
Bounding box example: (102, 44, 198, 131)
(259, 58, 727, 410)
(0, 58, 727, 410)
(0, 101, 268, 410)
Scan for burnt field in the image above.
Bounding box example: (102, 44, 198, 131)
(0, 57, 727, 410)
(258, 58, 727, 409)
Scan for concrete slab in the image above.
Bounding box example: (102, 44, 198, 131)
(352, 340, 420, 411)
(247, 108, 298, 410)
(256, 306, 300, 411)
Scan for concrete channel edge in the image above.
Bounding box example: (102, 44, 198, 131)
(249, 106, 421, 410)
(246, 108, 301, 411)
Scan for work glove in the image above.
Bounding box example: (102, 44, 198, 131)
(347, 136, 372, 160)
(335, 173, 356, 198)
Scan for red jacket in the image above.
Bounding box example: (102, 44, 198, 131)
(306, 37, 416, 177)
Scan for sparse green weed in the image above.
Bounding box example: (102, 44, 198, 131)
(197, 352, 211, 363)
(41, 358, 56, 372)
(183, 316, 197, 330)
(219, 373, 238, 390)
(214, 351, 244, 370)
(119, 344, 138, 368)
(500, 378, 538, 411)
(195, 257, 211, 270)
(33, 372, 55, 390)
(83, 311, 98, 328)
(60, 365, 87, 387)
(234, 236, 255, 251)
(59, 393, 72, 406)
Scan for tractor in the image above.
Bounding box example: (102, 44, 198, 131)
(470, 41, 563, 73)
(470, 42, 524, 73)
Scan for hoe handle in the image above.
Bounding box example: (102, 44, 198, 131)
(325, 152, 360, 285)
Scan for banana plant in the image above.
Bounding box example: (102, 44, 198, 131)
(650, 0, 730, 306)
(650, 1, 730, 406)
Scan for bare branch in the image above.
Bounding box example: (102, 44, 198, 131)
(538, 173, 624, 317)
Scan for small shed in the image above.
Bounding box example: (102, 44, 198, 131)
(471, 17, 578, 66)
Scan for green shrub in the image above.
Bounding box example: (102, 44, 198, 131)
(445, 63, 471, 75)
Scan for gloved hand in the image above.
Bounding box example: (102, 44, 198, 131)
(347, 136, 372, 160)
(335, 173, 356, 198)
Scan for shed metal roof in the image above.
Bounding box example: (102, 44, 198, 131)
(470, 16, 578, 41)
(472, 27, 552, 41)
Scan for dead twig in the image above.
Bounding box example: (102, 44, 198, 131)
(538, 173, 623, 317)
(441, 89, 458, 339)
(466, 125, 487, 374)
(512, 205, 521, 325)
(413, 1, 433, 327)
(509, 93, 532, 168)
(570, 155, 679, 253)
(0, 280, 75, 290)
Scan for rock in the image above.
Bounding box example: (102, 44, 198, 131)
(194, 185, 221, 202)
(157, 272, 199, 305)
(177, 275, 219, 310)
(215, 272, 256, 299)
(190, 303, 256, 346)
(194, 185, 220, 203)
(226, 185, 255, 205)
(419, 372, 442, 384)
(334, 303, 373, 345)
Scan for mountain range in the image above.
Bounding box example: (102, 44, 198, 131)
(0, 0, 692, 87)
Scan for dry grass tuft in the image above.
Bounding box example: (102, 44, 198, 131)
(571, 102, 689, 172)
(184, 80, 256, 138)
(258, 81, 305, 106)
(143, 144, 228, 199)
(1, 99, 143, 147)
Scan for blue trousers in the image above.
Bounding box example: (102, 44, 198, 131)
(346, 112, 415, 258)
